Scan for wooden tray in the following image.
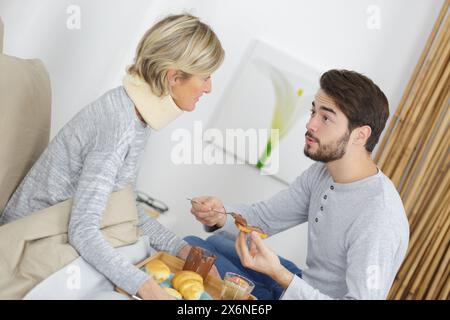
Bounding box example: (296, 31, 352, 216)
(116, 252, 223, 300)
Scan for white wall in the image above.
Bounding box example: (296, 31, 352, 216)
(0, 0, 443, 267)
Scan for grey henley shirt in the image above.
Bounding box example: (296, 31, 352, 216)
(216, 162, 409, 299)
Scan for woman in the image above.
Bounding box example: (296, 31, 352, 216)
(0, 14, 224, 299)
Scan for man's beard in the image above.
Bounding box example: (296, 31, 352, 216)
(304, 130, 350, 163)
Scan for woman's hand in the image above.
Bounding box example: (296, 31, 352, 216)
(137, 278, 175, 300)
(190, 196, 227, 227)
(235, 231, 294, 289)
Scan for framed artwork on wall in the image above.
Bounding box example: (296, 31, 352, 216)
(207, 39, 322, 184)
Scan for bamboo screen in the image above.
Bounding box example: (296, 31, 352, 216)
(374, 0, 449, 300)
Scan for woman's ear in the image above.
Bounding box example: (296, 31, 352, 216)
(167, 69, 177, 86)
(167, 69, 187, 86)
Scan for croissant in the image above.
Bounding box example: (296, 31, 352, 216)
(236, 223, 268, 238)
(145, 259, 171, 283)
(233, 212, 268, 238)
(172, 270, 204, 300)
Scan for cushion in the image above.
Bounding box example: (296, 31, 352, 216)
(0, 185, 139, 299)
(0, 17, 3, 53)
(0, 53, 51, 214)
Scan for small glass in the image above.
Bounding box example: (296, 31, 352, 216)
(182, 246, 217, 280)
(220, 272, 255, 300)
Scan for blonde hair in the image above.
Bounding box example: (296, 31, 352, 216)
(127, 14, 225, 96)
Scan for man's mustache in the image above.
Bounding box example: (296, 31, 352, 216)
(305, 131, 320, 144)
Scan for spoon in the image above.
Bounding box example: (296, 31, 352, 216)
(187, 198, 267, 237)
(186, 198, 248, 226)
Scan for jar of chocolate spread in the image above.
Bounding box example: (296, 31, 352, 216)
(182, 246, 217, 280)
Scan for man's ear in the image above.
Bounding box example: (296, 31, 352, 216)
(353, 125, 372, 147)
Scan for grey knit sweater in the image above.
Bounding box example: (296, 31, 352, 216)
(1, 86, 187, 295)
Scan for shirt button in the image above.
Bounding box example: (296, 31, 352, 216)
(323, 195, 327, 200)
(320, 206, 323, 211)
(315, 217, 319, 222)
(330, 185, 334, 190)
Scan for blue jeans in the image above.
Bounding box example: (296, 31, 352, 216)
(183, 235, 302, 300)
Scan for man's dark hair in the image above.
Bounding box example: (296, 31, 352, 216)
(320, 69, 389, 153)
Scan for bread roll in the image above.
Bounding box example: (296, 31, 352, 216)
(163, 287, 182, 299)
(145, 259, 171, 283)
(172, 270, 204, 300)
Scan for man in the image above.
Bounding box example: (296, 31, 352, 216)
(186, 69, 409, 300)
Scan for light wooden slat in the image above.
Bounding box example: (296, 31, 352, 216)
(381, 1, 450, 300)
